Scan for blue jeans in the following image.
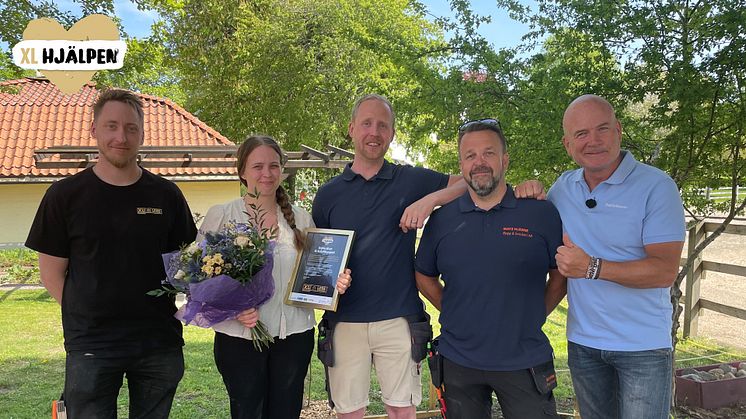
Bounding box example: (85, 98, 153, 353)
(64, 348, 184, 419)
(567, 341, 672, 419)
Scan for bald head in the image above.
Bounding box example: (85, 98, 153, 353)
(561, 94, 623, 182)
(563, 95, 617, 132)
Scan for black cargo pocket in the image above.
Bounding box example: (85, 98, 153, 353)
(316, 319, 335, 367)
(408, 313, 433, 362)
(529, 359, 558, 394)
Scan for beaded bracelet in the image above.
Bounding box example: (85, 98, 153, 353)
(585, 256, 602, 280)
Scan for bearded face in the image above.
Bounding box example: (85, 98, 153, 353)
(459, 130, 509, 198)
(467, 162, 500, 197)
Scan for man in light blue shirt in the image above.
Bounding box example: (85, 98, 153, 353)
(546, 94, 685, 419)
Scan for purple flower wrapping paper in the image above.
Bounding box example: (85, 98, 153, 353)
(175, 251, 275, 327)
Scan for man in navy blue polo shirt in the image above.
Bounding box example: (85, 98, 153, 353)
(415, 120, 566, 419)
(312, 94, 466, 419)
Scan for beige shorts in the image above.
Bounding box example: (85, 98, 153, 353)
(328, 317, 422, 413)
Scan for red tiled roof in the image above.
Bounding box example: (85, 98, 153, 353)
(0, 77, 237, 179)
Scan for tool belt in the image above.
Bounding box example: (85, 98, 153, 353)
(317, 318, 336, 408)
(316, 311, 433, 408)
(427, 338, 447, 418)
(406, 311, 432, 363)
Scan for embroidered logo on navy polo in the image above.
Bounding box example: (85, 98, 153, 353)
(136, 207, 163, 215)
(502, 226, 533, 238)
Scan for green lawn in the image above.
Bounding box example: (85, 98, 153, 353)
(1, 288, 744, 418)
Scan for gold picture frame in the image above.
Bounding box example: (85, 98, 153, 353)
(284, 228, 354, 311)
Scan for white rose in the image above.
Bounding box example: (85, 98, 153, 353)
(174, 270, 186, 280)
(186, 242, 199, 255)
(234, 235, 250, 248)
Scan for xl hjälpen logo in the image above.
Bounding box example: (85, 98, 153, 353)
(11, 14, 126, 94)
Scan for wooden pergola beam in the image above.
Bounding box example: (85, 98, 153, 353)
(300, 144, 330, 162)
(32, 144, 353, 171)
(326, 144, 355, 159)
(35, 146, 236, 159)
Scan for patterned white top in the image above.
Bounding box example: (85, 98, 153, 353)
(197, 198, 316, 339)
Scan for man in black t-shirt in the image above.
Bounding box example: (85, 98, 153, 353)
(26, 89, 197, 418)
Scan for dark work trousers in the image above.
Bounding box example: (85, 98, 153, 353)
(213, 328, 315, 419)
(442, 356, 559, 419)
(64, 348, 184, 419)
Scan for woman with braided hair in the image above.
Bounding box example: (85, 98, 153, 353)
(198, 135, 351, 419)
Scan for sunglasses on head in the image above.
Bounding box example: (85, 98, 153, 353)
(458, 118, 502, 133)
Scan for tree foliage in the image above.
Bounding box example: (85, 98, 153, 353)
(1, 0, 742, 207)
(528, 0, 745, 216)
(156, 0, 448, 150)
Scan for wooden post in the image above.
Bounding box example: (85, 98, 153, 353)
(683, 221, 705, 338)
(428, 382, 438, 411)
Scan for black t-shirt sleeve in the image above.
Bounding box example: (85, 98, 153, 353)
(25, 183, 70, 258)
(166, 185, 197, 252)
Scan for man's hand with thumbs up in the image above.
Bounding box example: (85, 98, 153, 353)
(556, 233, 592, 278)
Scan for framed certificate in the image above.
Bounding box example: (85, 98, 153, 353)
(285, 228, 354, 311)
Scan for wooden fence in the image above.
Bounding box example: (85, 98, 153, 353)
(699, 186, 744, 202)
(682, 221, 746, 337)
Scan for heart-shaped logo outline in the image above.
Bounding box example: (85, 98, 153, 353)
(20, 14, 121, 94)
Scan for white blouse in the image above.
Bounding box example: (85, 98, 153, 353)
(197, 198, 316, 340)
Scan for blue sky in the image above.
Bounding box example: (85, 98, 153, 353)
(54, 0, 159, 38)
(425, 0, 536, 50)
(52, 0, 536, 51)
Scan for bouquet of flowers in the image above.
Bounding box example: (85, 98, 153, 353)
(151, 200, 277, 351)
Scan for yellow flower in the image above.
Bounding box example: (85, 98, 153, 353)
(200, 253, 226, 277)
